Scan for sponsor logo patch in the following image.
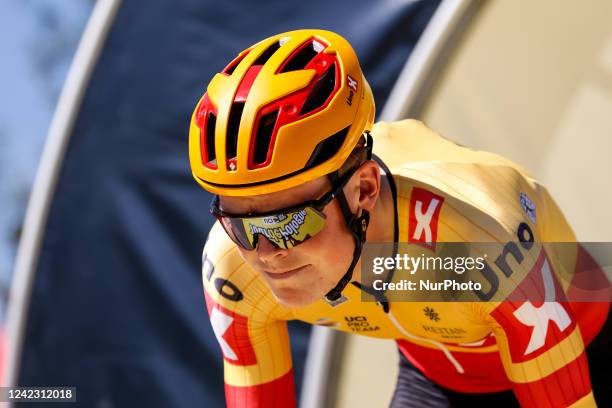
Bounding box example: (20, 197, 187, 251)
(520, 192, 537, 224)
(409, 188, 445, 249)
(205, 292, 257, 365)
(491, 249, 575, 361)
(421, 325, 467, 340)
(347, 75, 358, 92)
(345, 315, 380, 332)
(346, 75, 357, 106)
(423, 306, 441, 322)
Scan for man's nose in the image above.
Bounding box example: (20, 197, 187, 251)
(255, 234, 288, 262)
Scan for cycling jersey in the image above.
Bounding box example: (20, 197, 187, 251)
(201, 119, 610, 407)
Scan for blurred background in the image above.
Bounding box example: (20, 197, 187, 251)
(0, 0, 610, 407)
(0, 0, 94, 323)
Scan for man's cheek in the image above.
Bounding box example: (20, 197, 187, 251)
(237, 247, 250, 261)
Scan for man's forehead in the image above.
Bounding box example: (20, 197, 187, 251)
(219, 176, 330, 213)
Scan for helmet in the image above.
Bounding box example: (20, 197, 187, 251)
(189, 29, 375, 196)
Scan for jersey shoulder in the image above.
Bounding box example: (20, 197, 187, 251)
(202, 222, 291, 320)
(374, 119, 575, 243)
(373, 119, 533, 178)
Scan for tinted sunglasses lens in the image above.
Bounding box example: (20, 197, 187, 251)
(219, 216, 255, 250)
(239, 207, 327, 249)
(219, 207, 326, 250)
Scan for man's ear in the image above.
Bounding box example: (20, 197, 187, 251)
(359, 160, 381, 211)
(345, 160, 380, 213)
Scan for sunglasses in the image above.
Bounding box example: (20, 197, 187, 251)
(210, 168, 358, 251)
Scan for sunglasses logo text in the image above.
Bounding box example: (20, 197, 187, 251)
(262, 214, 288, 224)
(248, 209, 308, 245)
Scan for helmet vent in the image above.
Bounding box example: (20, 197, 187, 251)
(279, 41, 319, 73)
(205, 112, 217, 164)
(304, 125, 349, 170)
(226, 102, 244, 169)
(252, 110, 278, 166)
(300, 62, 336, 116)
(253, 41, 281, 66)
(223, 51, 249, 76)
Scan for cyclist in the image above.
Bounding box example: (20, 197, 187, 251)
(189, 29, 610, 407)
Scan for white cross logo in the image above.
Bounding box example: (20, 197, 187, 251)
(347, 75, 358, 92)
(210, 307, 238, 360)
(512, 258, 571, 355)
(413, 199, 440, 242)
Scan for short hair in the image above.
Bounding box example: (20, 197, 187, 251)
(336, 134, 368, 179)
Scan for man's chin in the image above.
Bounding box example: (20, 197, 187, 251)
(271, 287, 321, 308)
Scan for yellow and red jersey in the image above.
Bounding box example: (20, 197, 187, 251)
(201, 119, 609, 407)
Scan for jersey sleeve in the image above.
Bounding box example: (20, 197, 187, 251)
(482, 184, 596, 407)
(202, 222, 296, 407)
(486, 282, 595, 407)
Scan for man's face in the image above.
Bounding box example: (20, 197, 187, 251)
(219, 176, 356, 308)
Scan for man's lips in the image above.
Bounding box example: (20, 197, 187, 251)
(263, 264, 310, 280)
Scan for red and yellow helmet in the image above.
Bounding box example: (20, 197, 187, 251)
(189, 29, 375, 196)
